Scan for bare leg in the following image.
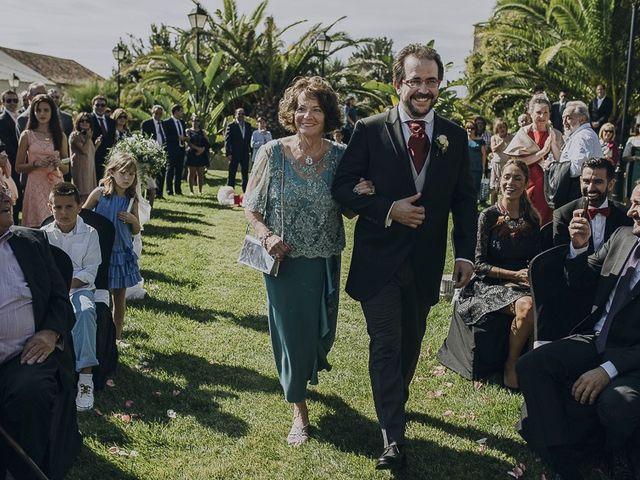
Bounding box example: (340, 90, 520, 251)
(188, 167, 196, 194)
(504, 295, 534, 389)
(111, 288, 127, 340)
(196, 167, 205, 194)
(147, 188, 156, 207)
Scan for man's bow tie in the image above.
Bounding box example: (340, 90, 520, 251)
(588, 207, 610, 219)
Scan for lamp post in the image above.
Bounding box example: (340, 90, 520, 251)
(8, 73, 19, 90)
(614, 1, 639, 203)
(315, 32, 332, 77)
(188, 3, 208, 103)
(112, 42, 126, 107)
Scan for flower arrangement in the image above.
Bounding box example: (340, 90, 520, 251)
(435, 134, 449, 153)
(107, 133, 167, 180)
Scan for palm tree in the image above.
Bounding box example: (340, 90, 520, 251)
(466, 0, 638, 123)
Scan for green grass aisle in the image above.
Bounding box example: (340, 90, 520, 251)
(66, 170, 607, 480)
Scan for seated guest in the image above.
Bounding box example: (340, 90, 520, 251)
(42, 182, 102, 412)
(518, 182, 640, 480)
(0, 180, 78, 479)
(439, 160, 540, 388)
(554, 157, 632, 251)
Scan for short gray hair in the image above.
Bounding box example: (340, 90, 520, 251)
(565, 100, 589, 123)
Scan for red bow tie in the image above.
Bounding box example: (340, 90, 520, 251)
(587, 207, 610, 219)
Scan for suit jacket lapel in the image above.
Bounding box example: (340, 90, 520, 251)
(422, 113, 443, 195)
(384, 108, 414, 189)
(7, 231, 41, 325)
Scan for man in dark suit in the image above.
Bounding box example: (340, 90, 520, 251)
(553, 158, 632, 249)
(141, 105, 166, 202)
(48, 88, 73, 139)
(0, 181, 79, 479)
(90, 95, 116, 182)
(0, 89, 22, 222)
(225, 108, 253, 191)
(16, 83, 47, 132)
(551, 90, 567, 132)
(518, 183, 640, 480)
(589, 84, 613, 134)
(332, 44, 477, 470)
(162, 104, 187, 196)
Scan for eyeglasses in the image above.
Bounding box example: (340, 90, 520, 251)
(3, 98, 19, 104)
(94, 103, 106, 107)
(118, 115, 127, 120)
(402, 78, 441, 89)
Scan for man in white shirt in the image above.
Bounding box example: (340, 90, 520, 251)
(518, 183, 640, 479)
(557, 100, 602, 206)
(42, 182, 101, 412)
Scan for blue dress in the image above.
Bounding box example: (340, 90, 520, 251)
(94, 191, 142, 289)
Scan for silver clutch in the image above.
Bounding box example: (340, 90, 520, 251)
(238, 234, 280, 276)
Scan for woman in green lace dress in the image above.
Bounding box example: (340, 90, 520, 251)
(244, 77, 373, 446)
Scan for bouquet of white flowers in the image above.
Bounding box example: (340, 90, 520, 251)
(108, 133, 168, 180)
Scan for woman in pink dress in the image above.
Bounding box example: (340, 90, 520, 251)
(15, 94, 69, 227)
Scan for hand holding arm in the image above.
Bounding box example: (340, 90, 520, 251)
(389, 193, 425, 228)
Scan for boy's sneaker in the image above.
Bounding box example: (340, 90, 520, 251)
(76, 381, 94, 412)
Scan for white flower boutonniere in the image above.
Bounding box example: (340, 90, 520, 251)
(435, 134, 449, 153)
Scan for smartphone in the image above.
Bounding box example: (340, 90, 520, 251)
(581, 196, 589, 218)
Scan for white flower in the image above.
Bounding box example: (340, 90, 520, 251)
(435, 134, 449, 153)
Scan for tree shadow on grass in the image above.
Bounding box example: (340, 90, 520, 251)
(129, 296, 229, 324)
(141, 223, 202, 239)
(150, 209, 213, 226)
(232, 313, 269, 333)
(140, 269, 192, 287)
(67, 445, 139, 480)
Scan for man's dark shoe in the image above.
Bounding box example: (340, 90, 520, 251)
(375, 443, 406, 470)
(608, 450, 635, 480)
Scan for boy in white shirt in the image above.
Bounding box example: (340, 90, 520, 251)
(41, 182, 101, 411)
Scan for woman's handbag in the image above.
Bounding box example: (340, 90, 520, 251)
(238, 153, 285, 276)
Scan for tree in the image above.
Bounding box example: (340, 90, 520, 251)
(465, 0, 640, 125)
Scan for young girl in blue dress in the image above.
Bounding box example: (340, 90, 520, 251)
(84, 152, 142, 340)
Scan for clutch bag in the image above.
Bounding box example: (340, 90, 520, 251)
(238, 233, 280, 276)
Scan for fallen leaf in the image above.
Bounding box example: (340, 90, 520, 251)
(117, 450, 129, 457)
(94, 408, 103, 417)
(152, 391, 162, 396)
(444, 382, 454, 388)
(129, 450, 139, 458)
(172, 390, 181, 397)
(473, 381, 483, 390)
(476, 437, 488, 445)
(432, 366, 446, 377)
(443, 410, 454, 416)
(108, 446, 120, 455)
(120, 414, 132, 423)
(106, 379, 115, 387)
(141, 368, 152, 374)
(507, 472, 518, 478)
(166, 409, 177, 419)
(125, 400, 134, 408)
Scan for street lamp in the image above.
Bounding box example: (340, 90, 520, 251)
(315, 32, 332, 77)
(8, 73, 20, 89)
(614, 0, 639, 202)
(188, 3, 208, 65)
(112, 42, 126, 107)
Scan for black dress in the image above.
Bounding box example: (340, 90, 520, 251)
(185, 129, 210, 167)
(438, 205, 541, 379)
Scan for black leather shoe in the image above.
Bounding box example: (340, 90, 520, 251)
(375, 443, 406, 470)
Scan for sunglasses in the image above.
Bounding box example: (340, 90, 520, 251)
(94, 103, 106, 107)
(118, 115, 128, 120)
(55, 185, 78, 196)
(3, 98, 19, 104)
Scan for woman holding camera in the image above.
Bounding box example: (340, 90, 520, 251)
(69, 112, 101, 202)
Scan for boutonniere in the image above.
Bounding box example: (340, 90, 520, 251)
(435, 134, 449, 153)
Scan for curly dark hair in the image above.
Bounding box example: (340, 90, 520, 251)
(278, 76, 341, 133)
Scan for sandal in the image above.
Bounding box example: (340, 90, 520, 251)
(287, 423, 310, 446)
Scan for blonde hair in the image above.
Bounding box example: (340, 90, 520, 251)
(599, 122, 616, 141)
(100, 152, 138, 199)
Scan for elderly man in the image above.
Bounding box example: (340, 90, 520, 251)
(555, 100, 602, 208)
(519, 182, 640, 480)
(16, 83, 47, 132)
(0, 181, 79, 479)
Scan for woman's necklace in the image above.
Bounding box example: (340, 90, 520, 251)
(497, 202, 525, 230)
(34, 129, 51, 142)
(297, 136, 323, 166)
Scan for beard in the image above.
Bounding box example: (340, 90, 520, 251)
(582, 188, 608, 206)
(402, 91, 437, 118)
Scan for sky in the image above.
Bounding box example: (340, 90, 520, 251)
(4, 0, 495, 82)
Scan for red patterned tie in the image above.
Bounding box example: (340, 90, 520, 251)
(406, 120, 430, 174)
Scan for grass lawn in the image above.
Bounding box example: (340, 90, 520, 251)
(66, 170, 609, 480)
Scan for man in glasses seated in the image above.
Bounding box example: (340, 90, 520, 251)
(0, 180, 79, 479)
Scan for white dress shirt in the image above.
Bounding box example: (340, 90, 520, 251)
(0, 230, 36, 364)
(154, 120, 165, 146)
(590, 199, 609, 252)
(95, 115, 108, 133)
(559, 123, 603, 177)
(41, 216, 101, 294)
(568, 238, 640, 379)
